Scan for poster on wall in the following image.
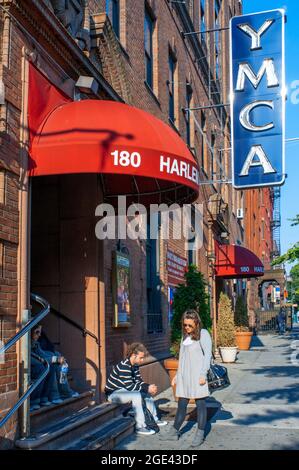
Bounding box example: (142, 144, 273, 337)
(112, 252, 131, 327)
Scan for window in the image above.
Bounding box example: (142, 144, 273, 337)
(146, 221, 162, 333)
(106, 0, 120, 38)
(0, 170, 5, 205)
(185, 82, 192, 147)
(144, 8, 154, 89)
(188, 206, 197, 266)
(200, 111, 206, 169)
(211, 133, 216, 179)
(219, 149, 223, 180)
(0, 242, 4, 278)
(261, 219, 265, 240)
(214, 0, 221, 80)
(168, 52, 176, 124)
(200, 0, 206, 45)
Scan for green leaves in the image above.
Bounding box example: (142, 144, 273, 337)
(272, 243, 299, 266)
(272, 214, 299, 266)
(234, 295, 249, 331)
(287, 262, 299, 304)
(170, 265, 211, 356)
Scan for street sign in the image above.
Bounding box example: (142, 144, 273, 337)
(230, 9, 286, 189)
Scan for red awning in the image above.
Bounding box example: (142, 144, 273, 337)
(215, 242, 264, 279)
(28, 66, 199, 206)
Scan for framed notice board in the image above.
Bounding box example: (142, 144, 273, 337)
(112, 251, 131, 328)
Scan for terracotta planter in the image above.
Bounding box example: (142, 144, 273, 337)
(235, 331, 253, 350)
(219, 346, 238, 363)
(164, 358, 179, 402)
(164, 358, 196, 404)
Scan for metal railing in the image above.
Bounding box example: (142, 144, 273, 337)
(0, 293, 50, 430)
(50, 306, 100, 345)
(256, 309, 277, 333)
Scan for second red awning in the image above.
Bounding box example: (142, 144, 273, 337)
(215, 242, 264, 279)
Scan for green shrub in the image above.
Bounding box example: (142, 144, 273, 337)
(234, 295, 250, 332)
(170, 265, 211, 357)
(217, 292, 236, 347)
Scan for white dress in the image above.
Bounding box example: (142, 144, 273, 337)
(175, 329, 212, 399)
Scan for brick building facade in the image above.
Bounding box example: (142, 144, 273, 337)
(0, 0, 246, 447)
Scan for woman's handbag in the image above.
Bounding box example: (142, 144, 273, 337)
(207, 362, 230, 393)
(199, 342, 230, 393)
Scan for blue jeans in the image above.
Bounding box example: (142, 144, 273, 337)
(278, 320, 285, 334)
(107, 389, 158, 429)
(53, 363, 74, 398)
(30, 357, 60, 405)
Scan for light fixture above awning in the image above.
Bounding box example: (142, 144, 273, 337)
(28, 64, 200, 207)
(215, 241, 264, 279)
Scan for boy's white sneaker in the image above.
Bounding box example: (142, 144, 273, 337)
(136, 427, 156, 436)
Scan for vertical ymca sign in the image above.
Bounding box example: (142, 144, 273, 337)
(230, 10, 285, 189)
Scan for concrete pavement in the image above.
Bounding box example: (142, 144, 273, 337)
(116, 326, 299, 450)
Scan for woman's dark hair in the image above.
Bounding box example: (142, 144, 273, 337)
(181, 310, 202, 341)
(31, 324, 42, 338)
(126, 342, 147, 358)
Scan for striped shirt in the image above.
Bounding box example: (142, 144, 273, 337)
(105, 358, 149, 395)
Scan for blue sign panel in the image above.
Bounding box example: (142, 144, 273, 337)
(230, 9, 285, 189)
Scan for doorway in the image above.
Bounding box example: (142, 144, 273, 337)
(30, 174, 101, 397)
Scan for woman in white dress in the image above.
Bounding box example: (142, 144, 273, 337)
(160, 309, 212, 447)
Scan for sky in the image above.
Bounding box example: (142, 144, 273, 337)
(243, 0, 299, 273)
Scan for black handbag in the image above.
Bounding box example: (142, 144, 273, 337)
(207, 362, 230, 393)
(200, 342, 230, 393)
(141, 395, 160, 433)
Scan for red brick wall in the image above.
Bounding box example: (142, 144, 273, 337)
(0, 10, 22, 444)
(0, 0, 242, 445)
(102, 0, 243, 366)
(244, 188, 274, 323)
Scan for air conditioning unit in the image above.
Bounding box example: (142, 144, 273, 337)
(237, 208, 244, 219)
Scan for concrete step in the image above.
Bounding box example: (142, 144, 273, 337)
(15, 402, 122, 450)
(62, 416, 135, 450)
(30, 390, 95, 433)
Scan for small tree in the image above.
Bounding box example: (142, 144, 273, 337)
(234, 296, 249, 332)
(217, 292, 236, 347)
(171, 265, 211, 357)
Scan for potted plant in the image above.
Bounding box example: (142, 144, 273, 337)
(217, 292, 238, 363)
(164, 265, 211, 398)
(234, 295, 253, 350)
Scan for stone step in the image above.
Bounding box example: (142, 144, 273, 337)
(30, 390, 95, 433)
(62, 416, 135, 450)
(15, 402, 122, 450)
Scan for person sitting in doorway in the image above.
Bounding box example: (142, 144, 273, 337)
(105, 342, 167, 436)
(37, 326, 79, 400)
(30, 325, 78, 412)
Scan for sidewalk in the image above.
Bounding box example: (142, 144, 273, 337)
(116, 327, 299, 450)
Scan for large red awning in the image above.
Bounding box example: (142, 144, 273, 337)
(215, 242, 264, 279)
(28, 65, 199, 206)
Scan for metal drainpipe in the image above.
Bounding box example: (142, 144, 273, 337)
(18, 50, 31, 438)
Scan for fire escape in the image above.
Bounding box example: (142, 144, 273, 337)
(270, 187, 281, 262)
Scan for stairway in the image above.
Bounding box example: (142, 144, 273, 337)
(14, 391, 135, 450)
